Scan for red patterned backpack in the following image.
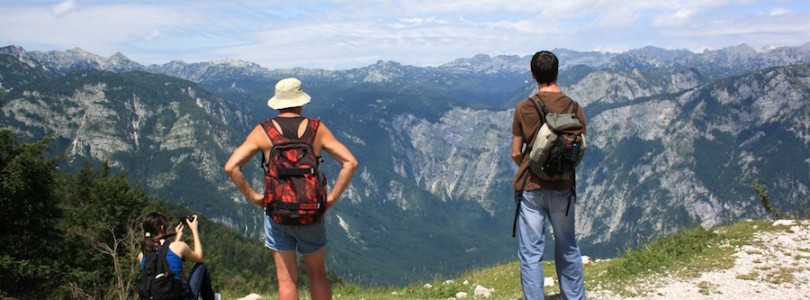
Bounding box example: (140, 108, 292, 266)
(260, 117, 327, 225)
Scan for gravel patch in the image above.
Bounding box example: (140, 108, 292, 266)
(589, 220, 810, 300)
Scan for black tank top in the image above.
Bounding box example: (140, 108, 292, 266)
(274, 117, 306, 139)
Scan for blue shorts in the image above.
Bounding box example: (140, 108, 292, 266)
(263, 214, 327, 255)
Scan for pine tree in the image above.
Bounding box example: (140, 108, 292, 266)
(0, 130, 63, 298)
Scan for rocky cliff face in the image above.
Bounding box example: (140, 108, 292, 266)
(578, 65, 809, 249)
(392, 107, 513, 215)
(0, 66, 255, 231)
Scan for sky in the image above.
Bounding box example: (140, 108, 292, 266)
(1, 0, 809, 70)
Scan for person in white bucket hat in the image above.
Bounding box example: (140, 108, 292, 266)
(225, 77, 357, 300)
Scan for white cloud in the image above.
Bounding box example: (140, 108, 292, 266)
(653, 8, 698, 27)
(769, 8, 790, 16)
(51, 0, 76, 17)
(391, 17, 448, 29)
(144, 30, 161, 41)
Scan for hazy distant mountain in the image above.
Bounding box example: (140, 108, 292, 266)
(1, 44, 808, 285)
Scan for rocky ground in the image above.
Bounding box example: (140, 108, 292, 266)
(589, 219, 810, 300)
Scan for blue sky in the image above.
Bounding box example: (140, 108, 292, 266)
(1, 0, 808, 70)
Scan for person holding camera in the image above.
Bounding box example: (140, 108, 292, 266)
(137, 212, 215, 300)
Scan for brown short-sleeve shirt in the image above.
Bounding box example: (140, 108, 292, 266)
(512, 91, 587, 190)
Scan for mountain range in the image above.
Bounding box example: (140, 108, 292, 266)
(1, 43, 808, 286)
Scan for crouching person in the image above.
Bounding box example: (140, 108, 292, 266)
(137, 212, 215, 300)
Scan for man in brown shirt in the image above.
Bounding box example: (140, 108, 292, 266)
(510, 51, 586, 300)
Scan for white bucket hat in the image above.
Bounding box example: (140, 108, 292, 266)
(267, 77, 311, 110)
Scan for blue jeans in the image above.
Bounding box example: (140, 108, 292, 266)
(517, 189, 585, 300)
(187, 263, 215, 300)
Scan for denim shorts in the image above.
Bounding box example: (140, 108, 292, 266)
(263, 214, 327, 255)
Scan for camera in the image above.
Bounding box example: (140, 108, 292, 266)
(178, 215, 195, 225)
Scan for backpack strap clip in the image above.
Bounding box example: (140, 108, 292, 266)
(278, 167, 317, 177)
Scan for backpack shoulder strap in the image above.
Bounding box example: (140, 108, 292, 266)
(158, 240, 171, 256)
(300, 118, 320, 145)
(260, 118, 284, 144)
(157, 240, 174, 276)
(258, 118, 286, 171)
(526, 94, 548, 149)
(528, 94, 548, 121)
(565, 99, 580, 116)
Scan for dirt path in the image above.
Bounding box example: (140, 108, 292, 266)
(589, 220, 810, 300)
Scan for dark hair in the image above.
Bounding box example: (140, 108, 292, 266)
(278, 106, 303, 114)
(530, 51, 559, 85)
(139, 212, 171, 253)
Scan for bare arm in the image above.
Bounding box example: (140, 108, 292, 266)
(511, 135, 523, 166)
(224, 125, 268, 207)
(183, 215, 203, 262)
(169, 215, 203, 263)
(317, 124, 358, 210)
